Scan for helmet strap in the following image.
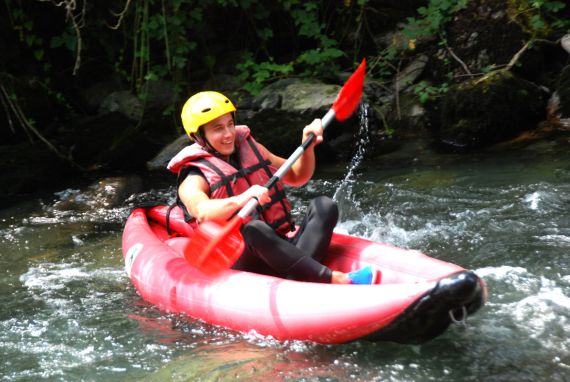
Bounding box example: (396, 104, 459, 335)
(193, 129, 223, 158)
(189, 133, 204, 146)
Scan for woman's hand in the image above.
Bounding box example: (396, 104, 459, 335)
(242, 184, 271, 205)
(302, 119, 324, 147)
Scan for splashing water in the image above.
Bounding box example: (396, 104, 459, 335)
(333, 102, 371, 221)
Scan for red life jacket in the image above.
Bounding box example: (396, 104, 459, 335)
(168, 125, 295, 235)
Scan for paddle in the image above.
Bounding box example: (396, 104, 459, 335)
(184, 58, 367, 274)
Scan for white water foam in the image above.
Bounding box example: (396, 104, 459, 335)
(1, 263, 169, 379)
(524, 191, 541, 210)
(475, 266, 570, 354)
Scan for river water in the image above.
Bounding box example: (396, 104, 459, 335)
(1, 125, 570, 381)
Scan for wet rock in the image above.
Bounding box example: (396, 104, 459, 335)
(242, 108, 332, 158)
(259, 92, 282, 109)
(80, 79, 174, 119)
(393, 55, 429, 92)
(99, 91, 143, 121)
(146, 135, 189, 171)
(246, 79, 340, 113)
(563, 34, 570, 54)
(237, 80, 355, 160)
(79, 79, 124, 114)
(434, 70, 547, 150)
(279, 82, 340, 111)
(547, 65, 570, 129)
(53, 175, 144, 212)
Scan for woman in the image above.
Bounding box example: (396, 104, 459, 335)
(168, 91, 378, 284)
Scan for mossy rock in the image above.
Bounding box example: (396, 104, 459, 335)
(435, 70, 547, 150)
(243, 108, 339, 161)
(238, 80, 355, 160)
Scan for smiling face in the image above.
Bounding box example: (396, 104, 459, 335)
(201, 112, 236, 158)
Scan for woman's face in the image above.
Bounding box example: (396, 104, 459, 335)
(202, 112, 236, 157)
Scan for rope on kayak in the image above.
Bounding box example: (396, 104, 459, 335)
(449, 306, 468, 326)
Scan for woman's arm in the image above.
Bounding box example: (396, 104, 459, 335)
(261, 118, 323, 187)
(178, 174, 270, 222)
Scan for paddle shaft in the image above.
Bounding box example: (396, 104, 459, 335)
(236, 108, 337, 219)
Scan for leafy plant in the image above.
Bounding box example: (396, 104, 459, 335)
(402, 0, 468, 41)
(8, 6, 48, 70)
(367, 0, 468, 85)
(235, 1, 346, 94)
(414, 80, 449, 103)
(509, 0, 570, 37)
(236, 54, 294, 95)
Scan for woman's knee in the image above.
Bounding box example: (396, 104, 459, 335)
(242, 220, 275, 243)
(311, 196, 338, 224)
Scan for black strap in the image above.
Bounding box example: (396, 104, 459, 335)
(247, 137, 274, 180)
(165, 204, 176, 235)
(195, 157, 235, 196)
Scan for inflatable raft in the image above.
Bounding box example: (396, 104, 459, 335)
(122, 206, 486, 344)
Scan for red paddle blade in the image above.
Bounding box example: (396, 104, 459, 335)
(184, 217, 245, 274)
(332, 58, 366, 121)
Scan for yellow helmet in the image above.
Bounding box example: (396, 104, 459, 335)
(181, 91, 236, 136)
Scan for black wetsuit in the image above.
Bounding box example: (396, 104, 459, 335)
(179, 166, 338, 283)
(236, 195, 338, 283)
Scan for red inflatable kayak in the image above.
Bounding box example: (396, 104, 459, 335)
(122, 206, 486, 344)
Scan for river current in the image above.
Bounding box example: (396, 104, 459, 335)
(1, 126, 570, 381)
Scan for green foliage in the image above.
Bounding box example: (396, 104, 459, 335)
(50, 30, 77, 52)
(296, 42, 344, 77)
(509, 0, 570, 37)
(110, 0, 355, 97)
(6, 0, 368, 107)
(235, 1, 346, 94)
(414, 80, 449, 103)
(285, 1, 346, 76)
(365, 0, 467, 103)
(8, 6, 48, 70)
(403, 0, 468, 41)
(236, 54, 294, 94)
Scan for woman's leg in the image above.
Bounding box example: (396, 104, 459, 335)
(235, 220, 333, 283)
(292, 196, 338, 261)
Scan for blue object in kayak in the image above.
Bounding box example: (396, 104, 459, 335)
(348, 266, 377, 284)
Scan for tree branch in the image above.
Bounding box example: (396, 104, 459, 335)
(444, 42, 472, 75)
(37, 0, 84, 75)
(108, 0, 132, 30)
